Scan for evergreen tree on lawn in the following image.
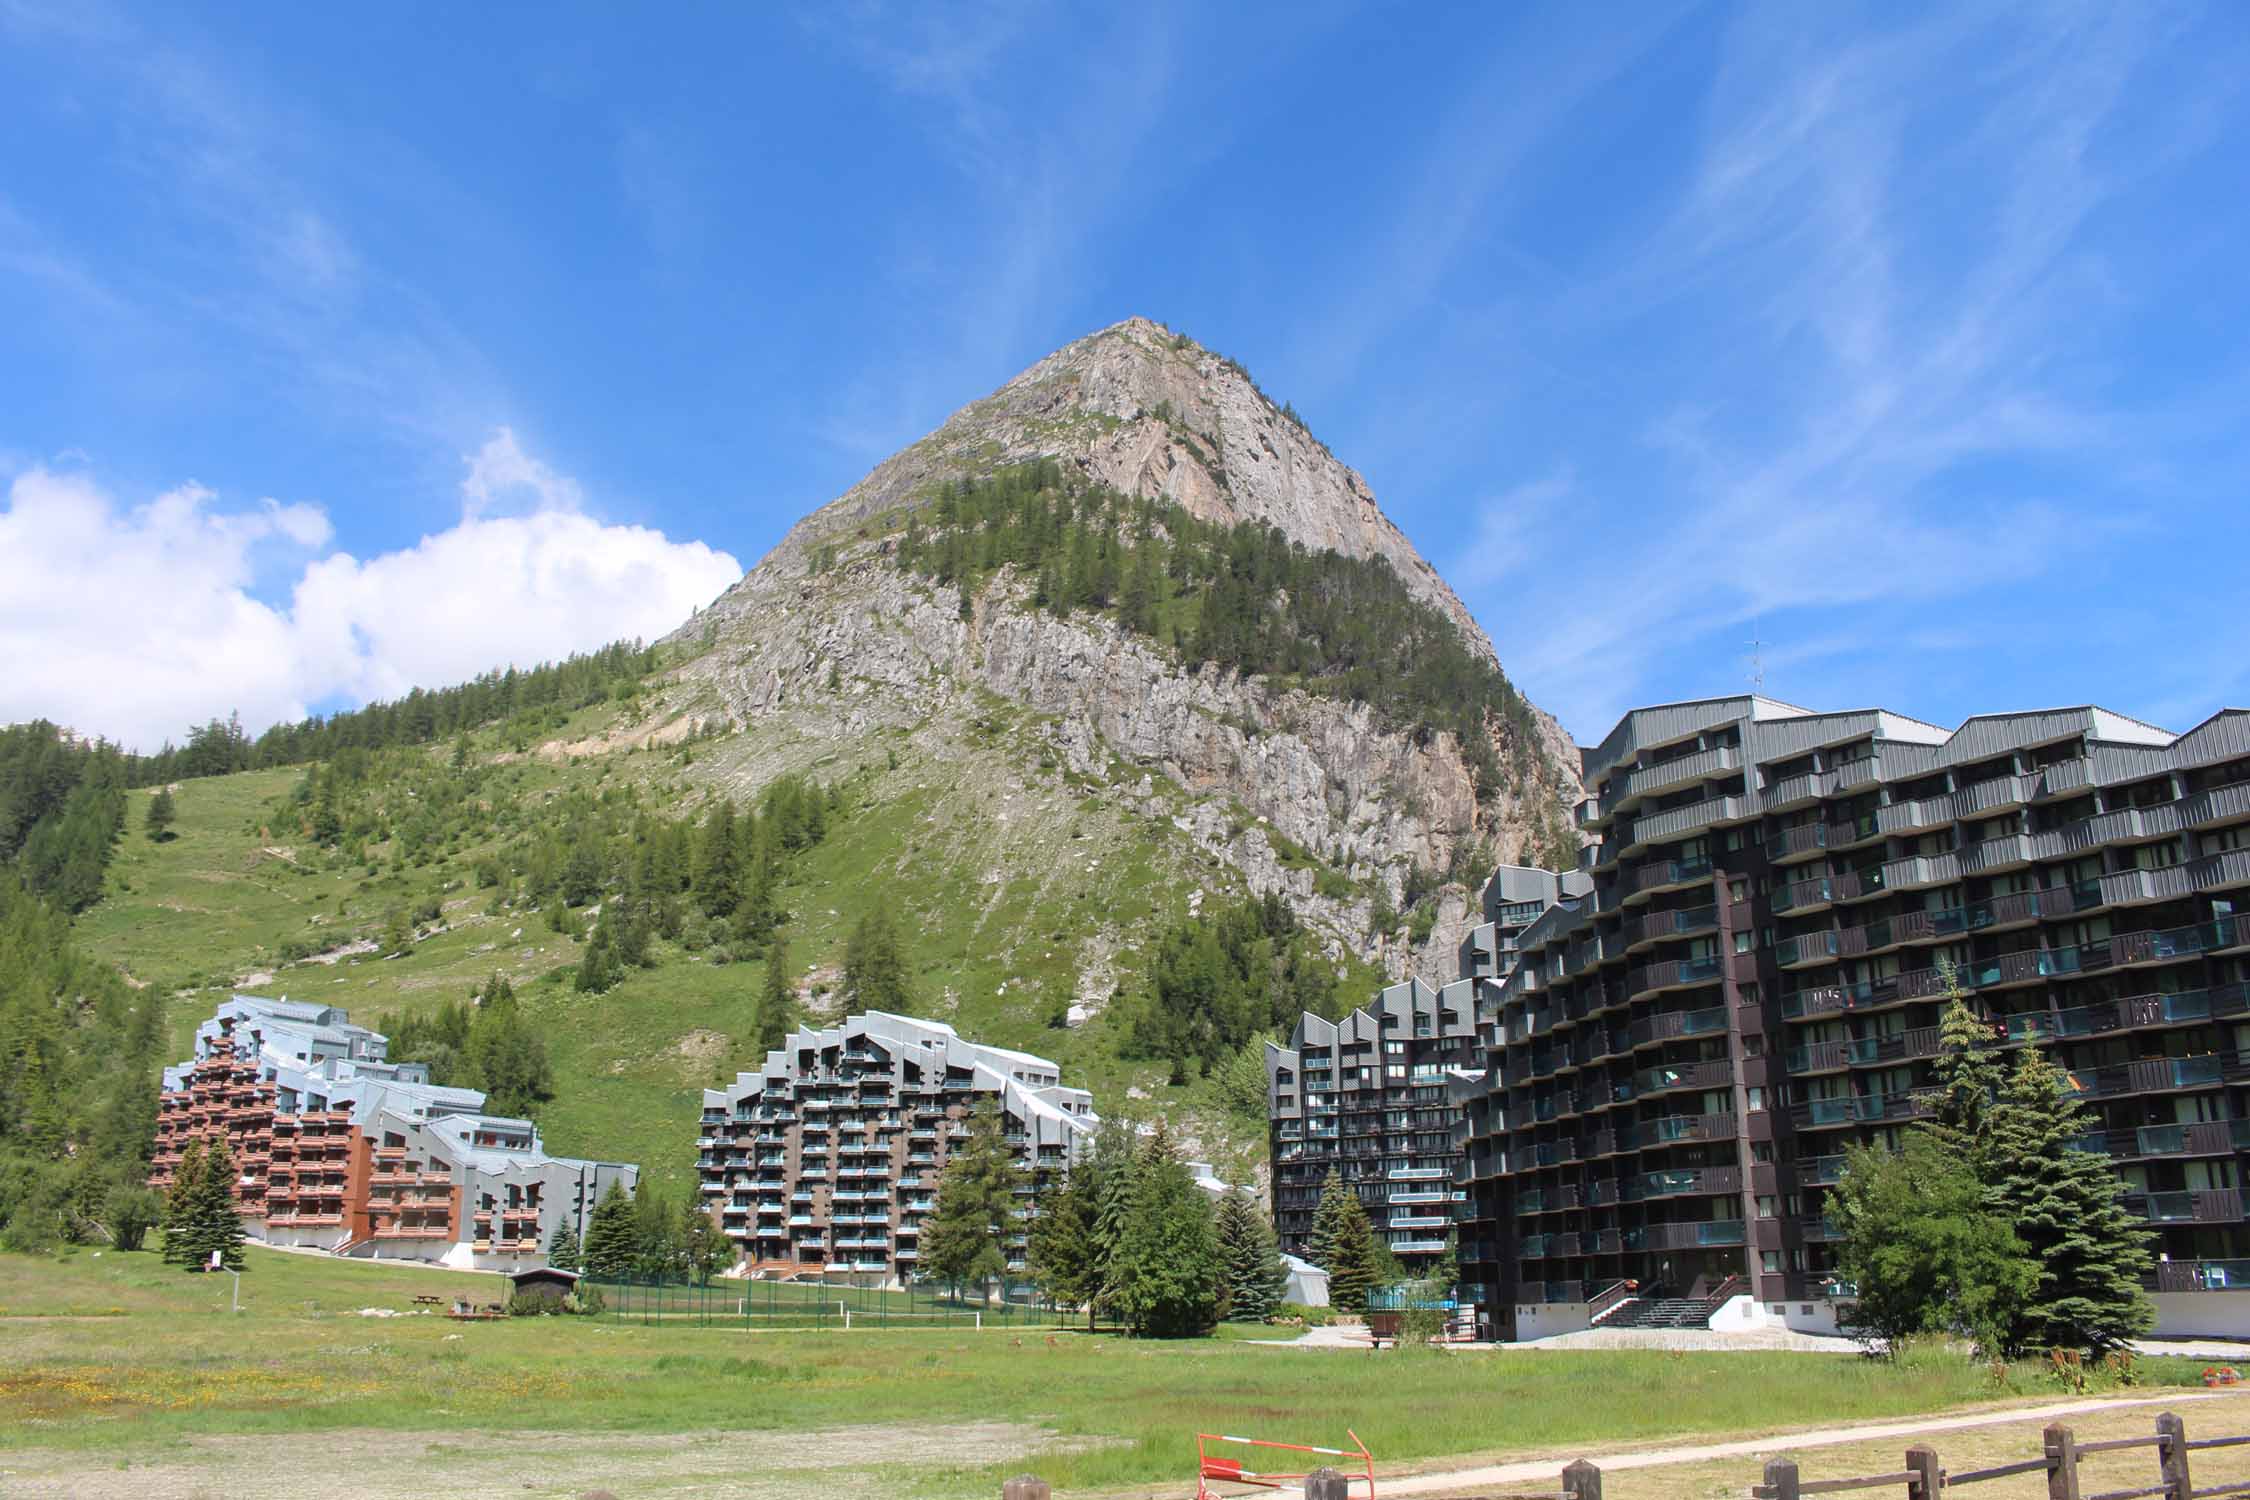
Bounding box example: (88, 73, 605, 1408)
(547, 1220, 583, 1273)
(1026, 1152, 1104, 1328)
(166, 1134, 246, 1271)
(582, 1181, 638, 1278)
(1323, 1179, 1378, 1315)
(919, 1097, 1025, 1300)
(1214, 1189, 1286, 1322)
(677, 1196, 728, 1284)
(1986, 1046, 2156, 1355)
(1087, 1119, 1141, 1319)
(161, 1137, 208, 1266)
(1109, 1121, 1220, 1337)
(1305, 1167, 1350, 1269)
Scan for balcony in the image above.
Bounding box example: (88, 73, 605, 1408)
(1794, 1091, 1932, 1129)
(1783, 1028, 1939, 1075)
(1628, 745, 1742, 801)
(1626, 956, 1725, 1000)
(2132, 1189, 2244, 1225)
(2153, 1260, 2250, 1293)
(1776, 931, 1839, 968)
(1771, 823, 1829, 863)
(1622, 906, 1719, 950)
(1626, 856, 1716, 902)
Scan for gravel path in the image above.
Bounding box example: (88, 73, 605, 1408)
(1359, 1389, 2250, 1498)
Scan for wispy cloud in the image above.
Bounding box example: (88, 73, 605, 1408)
(794, 2, 1183, 470)
(1447, 3, 2246, 739)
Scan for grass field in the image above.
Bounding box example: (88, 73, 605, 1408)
(0, 1247, 2227, 1500)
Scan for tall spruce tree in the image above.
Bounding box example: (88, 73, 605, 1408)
(1324, 1182, 1379, 1314)
(1986, 1047, 2155, 1354)
(582, 1181, 638, 1278)
(1305, 1167, 1351, 1269)
(161, 1137, 208, 1266)
(1109, 1122, 1221, 1337)
(1214, 1189, 1286, 1322)
(919, 1098, 1026, 1298)
(546, 1220, 583, 1273)
(1087, 1119, 1142, 1317)
(1926, 980, 2007, 1180)
(1026, 1153, 1105, 1328)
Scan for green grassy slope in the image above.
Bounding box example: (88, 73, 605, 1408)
(78, 692, 1346, 1194)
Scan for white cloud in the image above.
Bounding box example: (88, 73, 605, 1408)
(460, 426, 586, 518)
(0, 435, 741, 751)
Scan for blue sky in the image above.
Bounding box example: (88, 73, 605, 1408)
(2, 1, 2245, 751)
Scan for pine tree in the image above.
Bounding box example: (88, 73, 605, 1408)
(1926, 982, 2007, 1181)
(144, 788, 176, 842)
(168, 1134, 247, 1271)
(1087, 1120, 1141, 1317)
(1109, 1121, 1220, 1337)
(463, 976, 553, 1118)
(632, 1182, 679, 1279)
(677, 1196, 727, 1284)
(1305, 1167, 1350, 1269)
(547, 1220, 583, 1273)
(692, 801, 741, 919)
(162, 1136, 208, 1266)
(582, 1181, 638, 1278)
(1985, 1047, 2156, 1354)
(1324, 1181, 1379, 1315)
(1027, 1156, 1104, 1328)
(756, 932, 797, 1055)
(920, 1098, 1025, 1297)
(843, 903, 914, 1014)
(1214, 1189, 1286, 1322)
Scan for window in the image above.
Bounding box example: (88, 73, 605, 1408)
(1756, 1195, 1778, 1218)
(1747, 1087, 1766, 1112)
(1729, 879, 1749, 905)
(1761, 1251, 1782, 1273)
(1733, 930, 1754, 955)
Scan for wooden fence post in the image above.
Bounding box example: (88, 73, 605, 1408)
(1763, 1457, 1801, 1500)
(2156, 1411, 2191, 1500)
(1905, 1443, 1940, 1499)
(1561, 1458, 1604, 1500)
(1304, 1468, 1351, 1500)
(1001, 1475, 1050, 1500)
(2045, 1422, 2081, 1500)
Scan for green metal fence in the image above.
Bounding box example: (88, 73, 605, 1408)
(585, 1275, 1074, 1331)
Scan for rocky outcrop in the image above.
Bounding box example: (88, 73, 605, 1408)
(667, 317, 1581, 981)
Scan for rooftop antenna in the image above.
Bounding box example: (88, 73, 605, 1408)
(1747, 633, 1766, 694)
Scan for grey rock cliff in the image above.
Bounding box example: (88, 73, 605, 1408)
(669, 317, 1582, 980)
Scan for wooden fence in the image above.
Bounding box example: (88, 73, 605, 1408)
(992, 1410, 2249, 1500)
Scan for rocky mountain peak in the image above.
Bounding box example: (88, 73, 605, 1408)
(756, 317, 1497, 663)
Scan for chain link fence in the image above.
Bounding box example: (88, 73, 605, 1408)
(584, 1275, 1074, 1331)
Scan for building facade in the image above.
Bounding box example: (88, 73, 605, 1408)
(698, 1011, 1099, 1283)
(1465, 697, 2250, 1339)
(151, 996, 637, 1269)
(1266, 866, 1584, 1274)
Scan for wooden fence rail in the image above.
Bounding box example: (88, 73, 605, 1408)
(997, 1412, 2250, 1500)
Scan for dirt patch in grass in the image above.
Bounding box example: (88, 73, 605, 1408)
(0, 1420, 1083, 1499)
